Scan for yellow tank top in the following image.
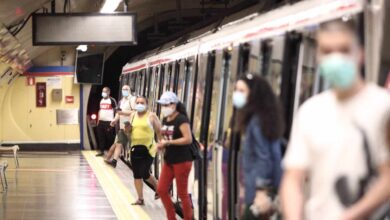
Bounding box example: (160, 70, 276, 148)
(130, 111, 156, 157)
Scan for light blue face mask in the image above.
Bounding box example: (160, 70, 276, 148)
(102, 92, 108, 98)
(122, 90, 129, 97)
(135, 104, 146, 112)
(232, 91, 247, 109)
(319, 53, 357, 90)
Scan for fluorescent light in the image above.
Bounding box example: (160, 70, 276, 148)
(100, 0, 122, 13)
(76, 45, 88, 52)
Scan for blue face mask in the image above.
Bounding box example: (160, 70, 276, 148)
(135, 104, 146, 112)
(319, 53, 357, 90)
(122, 90, 129, 97)
(232, 91, 247, 109)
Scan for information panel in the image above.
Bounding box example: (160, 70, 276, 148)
(56, 109, 79, 125)
(33, 13, 137, 45)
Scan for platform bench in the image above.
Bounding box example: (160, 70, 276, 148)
(0, 145, 19, 168)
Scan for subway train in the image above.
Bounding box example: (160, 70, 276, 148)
(113, 0, 388, 219)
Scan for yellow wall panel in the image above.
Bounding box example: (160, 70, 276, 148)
(1, 74, 80, 143)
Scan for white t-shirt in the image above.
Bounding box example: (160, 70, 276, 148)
(283, 83, 390, 220)
(99, 98, 116, 122)
(119, 97, 132, 129)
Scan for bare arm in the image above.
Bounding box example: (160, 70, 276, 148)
(166, 123, 192, 146)
(280, 168, 307, 220)
(150, 114, 162, 142)
(342, 162, 390, 220)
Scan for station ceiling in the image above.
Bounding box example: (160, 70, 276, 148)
(0, 0, 260, 68)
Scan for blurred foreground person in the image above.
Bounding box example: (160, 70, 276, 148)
(233, 74, 284, 220)
(281, 20, 390, 220)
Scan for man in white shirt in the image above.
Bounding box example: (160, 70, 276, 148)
(96, 87, 117, 157)
(281, 20, 390, 220)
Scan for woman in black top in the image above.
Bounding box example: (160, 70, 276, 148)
(156, 91, 194, 220)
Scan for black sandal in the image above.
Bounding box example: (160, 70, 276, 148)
(131, 199, 144, 206)
(154, 193, 160, 200)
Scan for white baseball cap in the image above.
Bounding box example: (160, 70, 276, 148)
(157, 91, 179, 105)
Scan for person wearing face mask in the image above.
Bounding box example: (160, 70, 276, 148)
(96, 87, 117, 157)
(281, 20, 390, 220)
(105, 85, 133, 164)
(232, 74, 285, 220)
(127, 96, 162, 206)
(156, 91, 194, 220)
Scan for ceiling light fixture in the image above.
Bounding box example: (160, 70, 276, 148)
(100, 0, 122, 13)
(76, 45, 88, 52)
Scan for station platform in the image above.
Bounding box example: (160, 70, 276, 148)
(0, 151, 171, 220)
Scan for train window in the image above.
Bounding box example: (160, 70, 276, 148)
(173, 60, 180, 93)
(146, 68, 153, 98)
(157, 65, 165, 116)
(192, 54, 209, 138)
(151, 66, 160, 113)
(237, 43, 250, 76)
(248, 40, 261, 75)
(178, 60, 187, 101)
(183, 57, 195, 120)
(261, 36, 286, 96)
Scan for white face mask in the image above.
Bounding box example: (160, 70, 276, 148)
(135, 104, 146, 113)
(161, 106, 175, 117)
(102, 92, 108, 98)
(232, 91, 247, 109)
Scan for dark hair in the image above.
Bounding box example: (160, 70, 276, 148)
(236, 74, 285, 141)
(175, 102, 188, 118)
(319, 19, 361, 45)
(136, 95, 148, 105)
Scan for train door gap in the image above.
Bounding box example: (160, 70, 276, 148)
(280, 32, 302, 141)
(199, 51, 216, 220)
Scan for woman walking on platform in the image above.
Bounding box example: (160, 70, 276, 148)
(156, 91, 194, 220)
(129, 96, 162, 206)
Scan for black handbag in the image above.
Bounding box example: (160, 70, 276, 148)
(189, 133, 203, 160)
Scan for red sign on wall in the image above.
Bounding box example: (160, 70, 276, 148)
(26, 76, 35, 86)
(65, 96, 74, 104)
(36, 82, 46, 107)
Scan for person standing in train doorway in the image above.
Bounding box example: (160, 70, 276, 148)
(129, 96, 162, 206)
(96, 87, 117, 157)
(281, 19, 390, 220)
(232, 74, 285, 219)
(156, 91, 194, 220)
(105, 85, 133, 166)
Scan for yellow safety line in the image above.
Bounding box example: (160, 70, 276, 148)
(82, 151, 151, 220)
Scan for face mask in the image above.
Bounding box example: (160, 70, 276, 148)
(319, 53, 357, 90)
(135, 104, 146, 112)
(122, 90, 129, 97)
(102, 92, 108, 98)
(161, 106, 175, 117)
(232, 91, 247, 109)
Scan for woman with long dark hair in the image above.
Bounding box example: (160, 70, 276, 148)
(156, 91, 194, 220)
(233, 73, 285, 219)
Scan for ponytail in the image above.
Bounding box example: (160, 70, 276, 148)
(176, 102, 188, 118)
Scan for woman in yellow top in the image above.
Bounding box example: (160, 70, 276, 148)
(130, 96, 162, 206)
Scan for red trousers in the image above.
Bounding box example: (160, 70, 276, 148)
(157, 161, 193, 220)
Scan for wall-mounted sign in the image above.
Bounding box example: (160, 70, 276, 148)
(36, 82, 46, 107)
(47, 77, 62, 88)
(56, 109, 79, 125)
(27, 76, 35, 86)
(65, 96, 74, 104)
